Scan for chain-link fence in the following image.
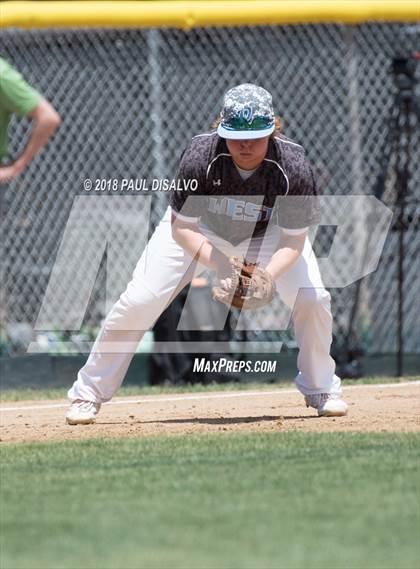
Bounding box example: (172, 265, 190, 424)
(0, 23, 419, 355)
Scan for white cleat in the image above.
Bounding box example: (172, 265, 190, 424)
(66, 399, 101, 425)
(305, 393, 348, 417)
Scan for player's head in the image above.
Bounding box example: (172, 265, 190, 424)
(216, 84, 276, 169)
(217, 83, 275, 140)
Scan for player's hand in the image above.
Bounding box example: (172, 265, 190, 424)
(212, 253, 233, 290)
(0, 160, 25, 183)
(212, 257, 276, 310)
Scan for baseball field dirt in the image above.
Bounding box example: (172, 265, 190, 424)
(1, 381, 419, 444)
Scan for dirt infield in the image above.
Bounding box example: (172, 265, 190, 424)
(1, 382, 419, 444)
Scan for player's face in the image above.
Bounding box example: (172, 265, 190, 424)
(226, 136, 270, 170)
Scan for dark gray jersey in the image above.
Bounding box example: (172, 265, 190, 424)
(170, 131, 320, 245)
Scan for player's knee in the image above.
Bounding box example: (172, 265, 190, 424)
(120, 281, 161, 310)
(296, 288, 331, 312)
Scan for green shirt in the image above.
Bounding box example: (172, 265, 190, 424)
(0, 57, 42, 159)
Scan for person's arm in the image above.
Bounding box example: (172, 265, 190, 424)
(267, 143, 320, 280)
(0, 99, 61, 182)
(170, 139, 233, 280)
(171, 213, 232, 280)
(265, 230, 307, 281)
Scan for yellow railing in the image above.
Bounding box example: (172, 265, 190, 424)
(1, 0, 419, 29)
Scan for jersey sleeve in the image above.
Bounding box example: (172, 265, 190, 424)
(276, 152, 321, 230)
(0, 59, 42, 117)
(170, 143, 207, 221)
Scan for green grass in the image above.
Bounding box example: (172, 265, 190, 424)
(0, 374, 418, 402)
(1, 433, 419, 569)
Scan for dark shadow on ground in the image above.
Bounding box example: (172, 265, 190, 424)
(132, 414, 320, 426)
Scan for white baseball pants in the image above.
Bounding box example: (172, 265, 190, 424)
(68, 207, 341, 403)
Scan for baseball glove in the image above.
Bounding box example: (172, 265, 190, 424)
(212, 257, 276, 310)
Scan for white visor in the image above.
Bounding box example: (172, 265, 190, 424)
(217, 123, 275, 140)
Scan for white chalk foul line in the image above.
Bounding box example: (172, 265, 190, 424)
(0, 380, 419, 413)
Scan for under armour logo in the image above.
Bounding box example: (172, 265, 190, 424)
(213, 179, 222, 186)
(240, 105, 254, 124)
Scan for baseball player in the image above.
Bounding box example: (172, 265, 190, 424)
(0, 57, 61, 182)
(66, 83, 348, 424)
